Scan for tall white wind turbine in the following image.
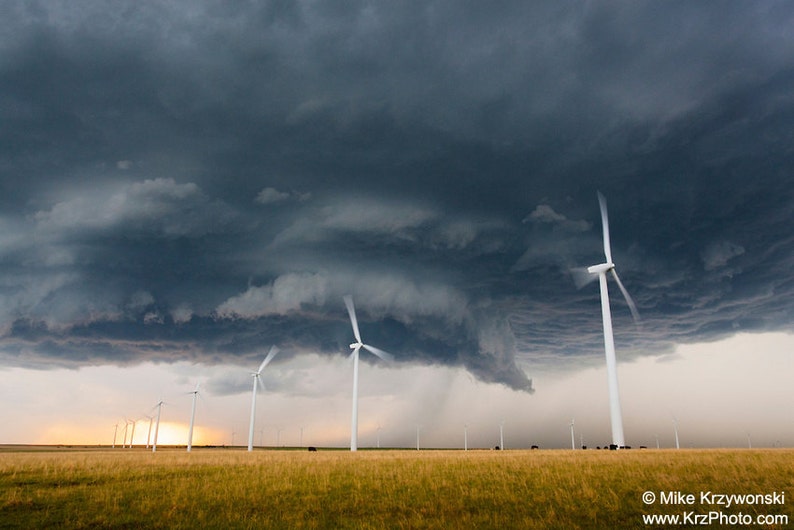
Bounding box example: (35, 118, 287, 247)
(570, 419, 576, 450)
(344, 295, 393, 452)
(248, 346, 279, 452)
(672, 417, 680, 450)
(499, 421, 505, 450)
(582, 192, 640, 449)
(112, 423, 119, 449)
(187, 383, 200, 452)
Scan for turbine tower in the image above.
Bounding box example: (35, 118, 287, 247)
(248, 346, 279, 452)
(569, 419, 576, 450)
(112, 423, 119, 449)
(344, 295, 393, 452)
(187, 383, 200, 452)
(672, 417, 680, 450)
(584, 192, 640, 449)
(499, 421, 505, 450)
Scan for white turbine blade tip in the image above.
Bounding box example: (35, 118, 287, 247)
(597, 191, 613, 264)
(343, 295, 362, 343)
(363, 344, 394, 363)
(610, 269, 641, 323)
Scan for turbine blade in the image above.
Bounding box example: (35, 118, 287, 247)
(258, 376, 266, 392)
(343, 295, 362, 343)
(570, 267, 598, 289)
(258, 345, 280, 372)
(610, 269, 640, 322)
(597, 191, 612, 264)
(362, 344, 394, 363)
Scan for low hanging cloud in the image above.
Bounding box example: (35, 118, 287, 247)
(34, 178, 239, 238)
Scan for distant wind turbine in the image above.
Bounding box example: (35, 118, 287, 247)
(248, 346, 279, 452)
(122, 419, 130, 448)
(151, 398, 164, 453)
(569, 419, 576, 450)
(416, 424, 421, 451)
(145, 415, 153, 449)
(464, 424, 468, 451)
(578, 192, 640, 449)
(499, 421, 505, 450)
(747, 431, 752, 449)
(672, 417, 680, 450)
(129, 419, 137, 449)
(112, 423, 119, 449)
(344, 295, 393, 452)
(187, 383, 201, 452)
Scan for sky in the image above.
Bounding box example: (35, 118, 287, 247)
(1, 1, 793, 449)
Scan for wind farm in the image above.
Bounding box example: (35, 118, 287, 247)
(3, 2, 794, 527)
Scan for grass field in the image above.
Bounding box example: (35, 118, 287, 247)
(1, 447, 792, 529)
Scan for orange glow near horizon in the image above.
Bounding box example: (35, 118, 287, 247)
(32, 421, 226, 447)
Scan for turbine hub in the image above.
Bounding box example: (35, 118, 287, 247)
(350, 342, 363, 350)
(587, 262, 614, 274)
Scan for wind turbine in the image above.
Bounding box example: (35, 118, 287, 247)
(499, 421, 505, 450)
(569, 419, 576, 450)
(672, 417, 680, 450)
(248, 346, 279, 452)
(145, 415, 153, 449)
(122, 419, 130, 448)
(129, 419, 137, 449)
(464, 424, 468, 451)
(581, 192, 640, 449)
(151, 398, 164, 453)
(344, 295, 393, 452)
(187, 383, 200, 452)
(112, 423, 119, 449)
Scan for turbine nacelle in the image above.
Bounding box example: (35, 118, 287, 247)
(587, 262, 614, 275)
(350, 342, 363, 350)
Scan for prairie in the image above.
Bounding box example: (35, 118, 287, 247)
(0, 447, 791, 529)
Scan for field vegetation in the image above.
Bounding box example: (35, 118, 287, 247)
(1, 447, 792, 529)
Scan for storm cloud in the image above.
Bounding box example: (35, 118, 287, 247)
(2, 1, 794, 393)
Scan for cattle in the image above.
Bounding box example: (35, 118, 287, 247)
(308, 446, 317, 452)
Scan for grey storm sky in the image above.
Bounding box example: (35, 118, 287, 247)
(2, 1, 794, 394)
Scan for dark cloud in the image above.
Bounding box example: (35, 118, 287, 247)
(2, 1, 794, 392)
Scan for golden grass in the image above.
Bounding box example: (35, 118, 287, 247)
(1, 448, 792, 529)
